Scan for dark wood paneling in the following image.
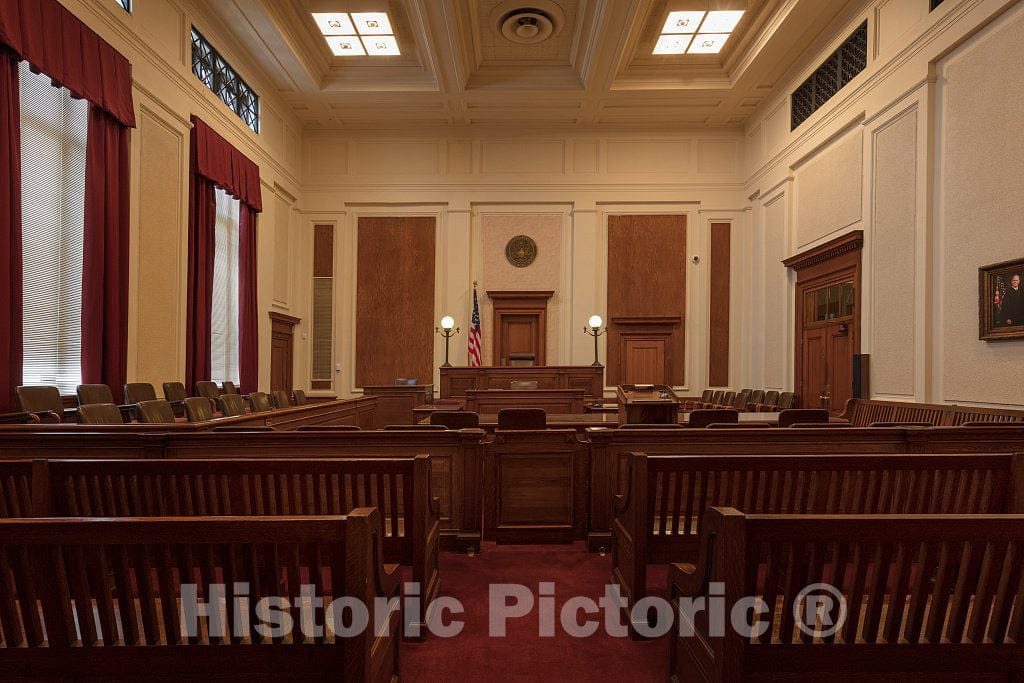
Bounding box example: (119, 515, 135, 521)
(607, 215, 687, 386)
(356, 217, 436, 386)
(484, 430, 588, 543)
(708, 222, 731, 387)
(313, 224, 334, 278)
(362, 384, 434, 427)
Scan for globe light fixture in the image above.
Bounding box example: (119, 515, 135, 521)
(583, 315, 606, 367)
(435, 316, 460, 367)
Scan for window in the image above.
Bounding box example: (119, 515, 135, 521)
(20, 61, 88, 394)
(803, 281, 855, 323)
(191, 28, 260, 133)
(115, 0, 131, 12)
(211, 188, 240, 385)
(791, 21, 868, 130)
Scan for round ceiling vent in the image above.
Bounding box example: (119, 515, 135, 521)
(492, 1, 565, 45)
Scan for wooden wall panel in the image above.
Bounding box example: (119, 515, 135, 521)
(606, 215, 687, 386)
(708, 222, 731, 386)
(311, 225, 334, 391)
(356, 217, 436, 386)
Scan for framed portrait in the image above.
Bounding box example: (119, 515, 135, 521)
(979, 257, 1024, 341)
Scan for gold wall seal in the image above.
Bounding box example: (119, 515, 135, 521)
(505, 235, 538, 268)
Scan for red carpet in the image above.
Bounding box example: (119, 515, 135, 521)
(402, 543, 667, 681)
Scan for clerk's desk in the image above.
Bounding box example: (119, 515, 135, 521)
(439, 366, 604, 401)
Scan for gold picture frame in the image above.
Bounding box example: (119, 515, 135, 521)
(979, 257, 1024, 341)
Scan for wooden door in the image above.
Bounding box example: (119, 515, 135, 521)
(488, 291, 553, 367)
(269, 313, 300, 391)
(785, 231, 863, 415)
(500, 314, 541, 365)
(800, 323, 853, 411)
(622, 338, 666, 384)
(801, 327, 828, 409)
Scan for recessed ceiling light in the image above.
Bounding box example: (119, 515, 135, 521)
(312, 12, 355, 36)
(653, 34, 693, 55)
(661, 11, 705, 34)
(687, 33, 731, 54)
(325, 36, 367, 56)
(351, 12, 392, 35)
(362, 35, 401, 55)
(700, 10, 744, 33)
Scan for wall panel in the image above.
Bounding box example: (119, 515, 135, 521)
(355, 217, 436, 386)
(938, 5, 1024, 406)
(606, 215, 687, 386)
(134, 109, 184, 386)
(870, 109, 917, 397)
(795, 127, 863, 248)
(709, 222, 732, 387)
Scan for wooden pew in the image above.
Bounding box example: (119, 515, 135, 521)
(587, 426, 911, 551)
(840, 397, 1024, 426)
(0, 395, 380, 433)
(20, 456, 440, 639)
(0, 512, 400, 682)
(0, 428, 485, 553)
(670, 508, 1024, 682)
(613, 451, 1023, 636)
(484, 429, 588, 543)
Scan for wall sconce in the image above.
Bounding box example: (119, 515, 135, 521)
(435, 316, 460, 368)
(583, 315, 606, 367)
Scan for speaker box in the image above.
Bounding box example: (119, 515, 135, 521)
(852, 354, 870, 399)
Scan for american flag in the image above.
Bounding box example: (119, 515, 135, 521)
(468, 285, 482, 367)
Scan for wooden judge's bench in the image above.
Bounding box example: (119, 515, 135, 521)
(439, 366, 604, 401)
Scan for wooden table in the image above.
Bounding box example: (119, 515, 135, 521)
(420, 411, 783, 432)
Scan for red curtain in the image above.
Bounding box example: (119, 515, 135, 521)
(0, 49, 20, 413)
(187, 116, 262, 391)
(0, 0, 135, 128)
(185, 166, 216, 393)
(190, 116, 261, 210)
(238, 204, 258, 393)
(81, 105, 130, 403)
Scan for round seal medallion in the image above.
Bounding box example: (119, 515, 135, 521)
(505, 235, 538, 268)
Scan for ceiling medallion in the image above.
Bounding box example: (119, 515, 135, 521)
(505, 235, 538, 268)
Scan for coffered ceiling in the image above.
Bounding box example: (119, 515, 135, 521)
(199, 0, 855, 130)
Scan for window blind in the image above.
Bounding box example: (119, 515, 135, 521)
(20, 61, 88, 394)
(211, 187, 240, 385)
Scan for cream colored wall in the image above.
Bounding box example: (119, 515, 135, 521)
(63, 0, 303, 394)
(477, 211, 566, 366)
(297, 130, 749, 398)
(744, 0, 1024, 408)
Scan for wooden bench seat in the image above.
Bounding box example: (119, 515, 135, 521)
(0, 512, 399, 682)
(0, 428, 485, 553)
(614, 452, 1022, 635)
(587, 426, 1024, 551)
(7, 456, 440, 639)
(840, 398, 1024, 427)
(670, 508, 1024, 682)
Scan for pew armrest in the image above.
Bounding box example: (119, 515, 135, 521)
(0, 411, 40, 424)
(669, 562, 703, 597)
(379, 562, 401, 599)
